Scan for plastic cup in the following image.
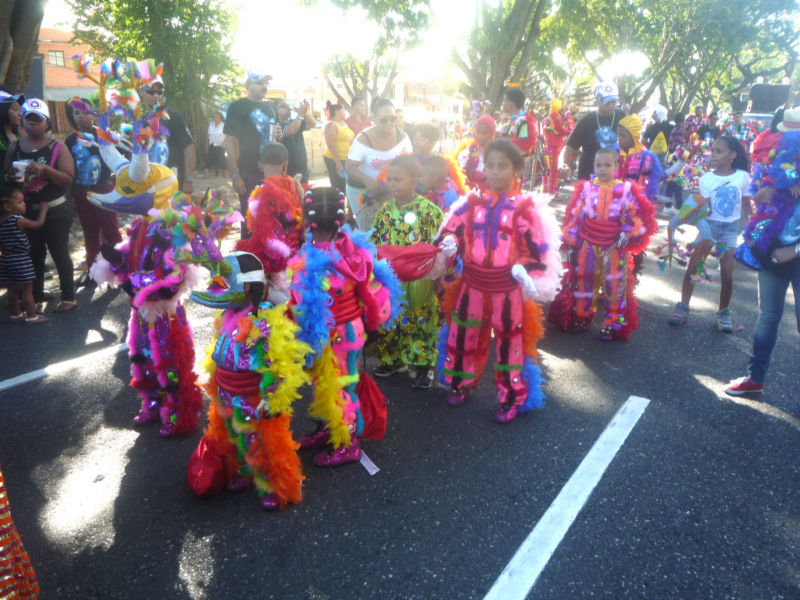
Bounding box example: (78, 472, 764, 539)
(12, 160, 32, 182)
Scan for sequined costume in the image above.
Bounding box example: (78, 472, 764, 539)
(558, 179, 657, 339)
(190, 253, 311, 510)
(290, 227, 402, 461)
(81, 59, 208, 436)
(435, 189, 562, 412)
(0, 466, 38, 599)
(371, 195, 443, 370)
(541, 100, 574, 194)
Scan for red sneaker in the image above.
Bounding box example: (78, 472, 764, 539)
(725, 377, 764, 396)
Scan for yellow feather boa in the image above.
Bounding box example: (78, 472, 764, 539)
(308, 343, 351, 449)
(262, 304, 311, 416)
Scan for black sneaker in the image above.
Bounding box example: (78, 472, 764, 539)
(411, 367, 433, 389)
(374, 363, 408, 378)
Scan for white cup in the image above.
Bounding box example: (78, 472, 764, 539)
(11, 160, 32, 182)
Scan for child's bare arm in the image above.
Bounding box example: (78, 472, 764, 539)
(17, 202, 48, 229)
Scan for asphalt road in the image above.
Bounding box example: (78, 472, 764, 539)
(1, 189, 798, 600)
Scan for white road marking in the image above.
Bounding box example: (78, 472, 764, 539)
(0, 316, 216, 393)
(0, 343, 129, 393)
(359, 451, 380, 476)
(484, 395, 650, 600)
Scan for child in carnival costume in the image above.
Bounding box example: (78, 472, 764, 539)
(554, 147, 657, 341)
(290, 188, 402, 466)
(735, 129, 800, 271)
(541, 98, 574, 194)
(434, 138, 562, 423)
(455, 114, 496, 190)
(234, 142, 305, 301)
(420, 155, 465, 211)
(370, 155, 444, 389)
(188, 252, 311, 510)
(78, 56, 209, 436)
(616, 114, 664, 204)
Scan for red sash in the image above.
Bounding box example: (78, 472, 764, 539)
(461, 261, 518, 293)
(579, 218, 621, 246)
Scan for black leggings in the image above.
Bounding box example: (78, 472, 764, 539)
(664, 180, 683, 208)
(207, 145, 227, 173)
(324, 156, 347, 193)
(27, 200, 75, 302)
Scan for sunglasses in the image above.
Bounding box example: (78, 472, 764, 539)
(143, 86, 165, 95)
(378, 116, 397, 125)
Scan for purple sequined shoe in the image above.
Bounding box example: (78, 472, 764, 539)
(260, 492, 280, 511)
(226, 474, 253, 492)
(313, 438, 361, 467)
(133, 399, 160, 426)
(447, 389, 467, 407)
(298, 427, 331, 450)
(494, 403, 520, 423)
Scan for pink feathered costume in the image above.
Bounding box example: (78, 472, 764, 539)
(434, 189, 562, 413)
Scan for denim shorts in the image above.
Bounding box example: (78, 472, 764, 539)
(708, 218, 741, 250)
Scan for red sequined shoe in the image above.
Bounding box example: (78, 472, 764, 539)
(313, 437, 361, 467)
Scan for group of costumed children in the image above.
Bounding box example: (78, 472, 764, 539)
(18, 57, 662, 520)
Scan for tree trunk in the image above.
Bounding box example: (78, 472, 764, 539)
(1, 0, 44, 91)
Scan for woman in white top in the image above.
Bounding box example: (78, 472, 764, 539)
(206, 111, 227, 177)
(345, 98, 412, 228)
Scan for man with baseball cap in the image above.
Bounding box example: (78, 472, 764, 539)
(224, 70, 283, 238)
(138, 75, 196, 195)
(562, 81, 626, 181)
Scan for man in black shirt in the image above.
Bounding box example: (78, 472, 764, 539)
(697, 112, 720, 141)
(277, 99, 316, 183)
(563, 81, 626, 180)
(224, 71, 283, 238)
(139, 76, 196, 194)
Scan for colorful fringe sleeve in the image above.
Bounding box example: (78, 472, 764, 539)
(562, 181, 586, 247)
(625, 182, 658, 256)
(514, 192, 564, 303)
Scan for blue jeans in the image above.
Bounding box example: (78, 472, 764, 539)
(747, 260, 800, 384)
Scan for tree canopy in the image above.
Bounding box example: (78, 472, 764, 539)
(454, 0, 799, 114)
(67, 0, 239, 155)
(321, 0, 432, 109)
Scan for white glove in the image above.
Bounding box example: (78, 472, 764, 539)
(511, 264, 539, 300)
(439, 235, 458, 258)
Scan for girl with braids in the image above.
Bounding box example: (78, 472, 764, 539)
(669, 136, 751, 331)
(290, 187, 402, 466)
(188, 251, 311, 510)
(434, 138, 562, 423)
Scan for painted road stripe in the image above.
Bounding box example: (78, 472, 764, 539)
(0, 343, 130, 393)
(484, 395, 650, 600)
(0, 316, 216, 393)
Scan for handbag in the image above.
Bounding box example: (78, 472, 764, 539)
(186, 436, 228, 497)
(357, 372, 387, 441)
